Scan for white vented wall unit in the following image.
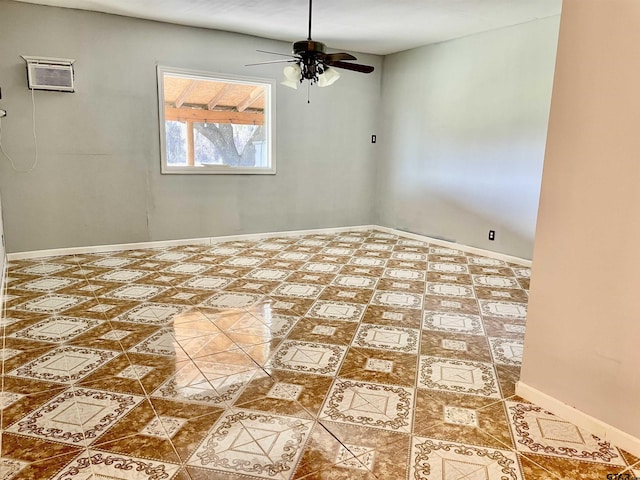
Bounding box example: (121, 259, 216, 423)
(21, 56, 75, 92)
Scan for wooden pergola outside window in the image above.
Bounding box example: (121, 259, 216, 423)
(158, 67, 275, 174)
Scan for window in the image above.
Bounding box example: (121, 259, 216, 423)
(157, 66, 275, 174)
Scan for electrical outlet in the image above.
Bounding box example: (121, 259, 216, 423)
(488, 230, 495, 241)
(371, 135, 376, 144)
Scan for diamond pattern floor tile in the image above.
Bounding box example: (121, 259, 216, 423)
(1, 229, 634, 479)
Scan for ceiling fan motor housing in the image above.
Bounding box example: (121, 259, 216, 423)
(293, 40, 326, 56)
(293, 40, 328, 82)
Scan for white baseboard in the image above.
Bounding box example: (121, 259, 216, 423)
(375, 226, 531, 267)
(202, 225, 374, 244)
(5, 225, 375, 261)
(5, 224, 531, 267)
(516, 381, 640, 458)
(6, 237, 212, 260)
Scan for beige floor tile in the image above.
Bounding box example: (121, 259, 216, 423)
(286, 318, 358, 346)
(482, 315, 527, 339)
(0, 450, 85, 480)
(420, 329, 493, 362)
(517, 277, 531, 289)
(413, 390, 512, 448)
(426, 271, 473, 284)
(376, 277, 425, 293)
(475, 285, 529, 302)
(94, 399, 223, 464)
(338, 264, 384, 277)
(423, 294, 480, 314)
(296, 421, 409, 479)
(70, 320, 160, 351)
(244, 370, 334, 416)
(386, 259, 426, 270)
(505, 400, 626, 466)
(225, 278, 283, 295)
(338, 346, 417, 387)
(319, 378, 415, 433)
(318, 286, 374, 304)
(409, 435, 524, 479)
(521, 453, 629, 480)
(427, 254, 468, 264)
(621, 449, 640, 467)
(361, 304, 423, 328)
(495, 364, 522, 398)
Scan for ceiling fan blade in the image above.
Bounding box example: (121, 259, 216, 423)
(245, 59, 298, 66)
(256, 49, 296, 58)
(325, 52, 357, 62)
(328, 61, 375, 74)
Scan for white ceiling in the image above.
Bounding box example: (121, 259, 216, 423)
(13, 0, 562, 55)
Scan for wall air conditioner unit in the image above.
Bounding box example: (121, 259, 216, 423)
(21, 56, 75, 92)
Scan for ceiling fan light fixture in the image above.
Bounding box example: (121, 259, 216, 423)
(317, 67, 340, 87)
(281, 78, 299, 89)
(281, 64, 302, 89)
(249, 0, 374, 97)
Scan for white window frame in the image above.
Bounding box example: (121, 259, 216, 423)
(157, 65, 276, 175)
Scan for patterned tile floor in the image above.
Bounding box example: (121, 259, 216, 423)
(0, 229, 638, 479)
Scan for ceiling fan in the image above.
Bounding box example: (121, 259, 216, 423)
(246, 0, 374, 89)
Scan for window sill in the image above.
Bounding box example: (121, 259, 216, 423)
(161, 165, 276, 175)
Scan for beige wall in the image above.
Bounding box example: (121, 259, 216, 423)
(521, 0, 640, 439)
(0, 192, 4, 282)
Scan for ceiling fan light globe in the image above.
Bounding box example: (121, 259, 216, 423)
(281, 64, 301, 89)
(283, 64, 302, 80)
(281, 79, 299, 89)
(317, 67, 340, 87)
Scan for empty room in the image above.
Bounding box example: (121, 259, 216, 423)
(0, 0, 638, 478)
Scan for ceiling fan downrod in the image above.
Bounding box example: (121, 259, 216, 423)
(307, 0, 313, 41)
